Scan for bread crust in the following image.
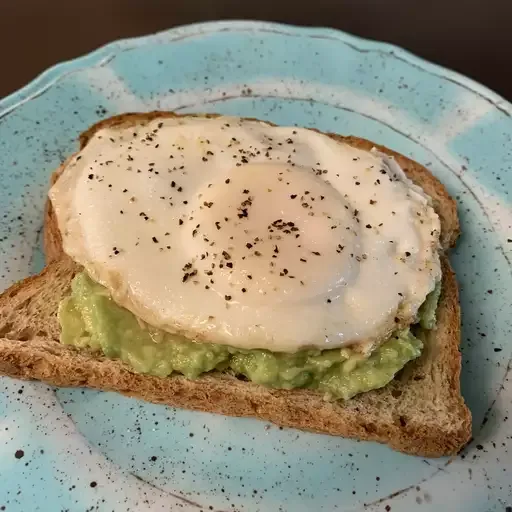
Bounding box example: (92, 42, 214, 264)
(2, 112, 470, 457)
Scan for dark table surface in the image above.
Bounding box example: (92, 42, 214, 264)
(1, 0, 511, 101)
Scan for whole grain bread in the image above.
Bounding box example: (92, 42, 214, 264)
(1, 113, 471, 457)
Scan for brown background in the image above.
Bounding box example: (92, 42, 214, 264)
(1, 0, 512, 101)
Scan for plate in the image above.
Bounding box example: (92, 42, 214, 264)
(0, 21, 510, 512)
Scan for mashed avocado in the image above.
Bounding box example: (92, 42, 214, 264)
(418, 280, 441, 330)
(59, 273, 439, 400)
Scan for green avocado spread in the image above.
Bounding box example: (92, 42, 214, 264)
(59, 273, 440, 400)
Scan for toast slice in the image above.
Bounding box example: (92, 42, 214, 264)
(0, 113, 471, 457)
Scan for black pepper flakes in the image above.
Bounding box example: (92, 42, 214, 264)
(182, 271, 194, 283)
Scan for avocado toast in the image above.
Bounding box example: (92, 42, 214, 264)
(0, 112, 471, 457)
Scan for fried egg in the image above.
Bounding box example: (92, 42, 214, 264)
(49, 115, 441, 352)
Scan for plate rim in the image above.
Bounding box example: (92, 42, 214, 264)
(1, 20, 511, 120)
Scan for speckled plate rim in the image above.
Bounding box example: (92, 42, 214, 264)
(1, 20, 511, 119)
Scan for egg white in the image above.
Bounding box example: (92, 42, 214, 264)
(50, 116, 441, 352)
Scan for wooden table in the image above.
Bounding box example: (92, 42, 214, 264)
(1, 0, 511, 101)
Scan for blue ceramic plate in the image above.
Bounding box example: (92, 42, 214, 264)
(0, 21, 510, 512)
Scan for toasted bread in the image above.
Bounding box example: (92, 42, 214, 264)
(0, 112, 471, 457)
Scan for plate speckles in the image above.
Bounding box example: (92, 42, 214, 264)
(0, 21, 511, 512)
